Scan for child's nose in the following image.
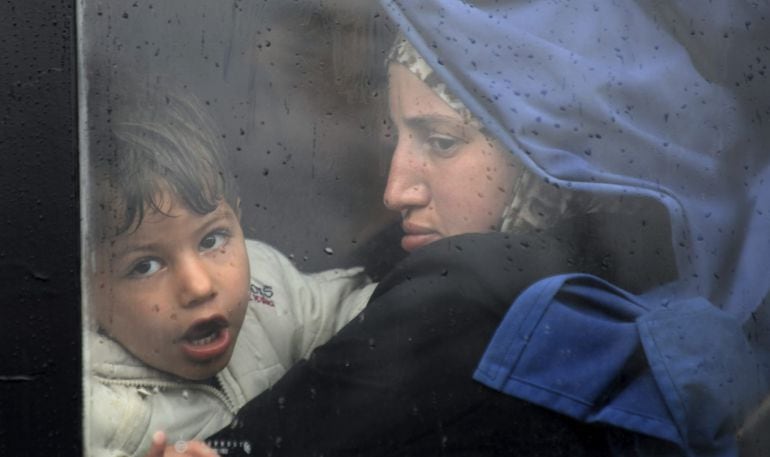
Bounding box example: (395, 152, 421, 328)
(176, 255, 216, 308)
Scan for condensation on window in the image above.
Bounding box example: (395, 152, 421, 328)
(79, 2, 770, 456)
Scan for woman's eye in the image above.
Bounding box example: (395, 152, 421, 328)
(200, 231, 229, 251)
(129, 259, 162, 278)
(426, 134, 460, 156)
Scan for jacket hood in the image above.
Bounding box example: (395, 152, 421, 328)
(379, 0, 770, 320)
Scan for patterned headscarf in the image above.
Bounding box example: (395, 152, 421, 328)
(388, 36, 478, 127)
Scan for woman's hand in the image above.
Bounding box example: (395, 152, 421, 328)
(143, 431, 219, 457)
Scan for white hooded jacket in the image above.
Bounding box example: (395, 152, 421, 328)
(87, 239, 375, 457)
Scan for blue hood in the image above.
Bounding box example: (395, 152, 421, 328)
(379, 0, 770, 321)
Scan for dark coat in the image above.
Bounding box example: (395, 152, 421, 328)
(208, 214, 676, 456)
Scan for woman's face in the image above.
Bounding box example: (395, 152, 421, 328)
(385, 63, 519, 252)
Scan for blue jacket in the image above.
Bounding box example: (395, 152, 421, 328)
(474, 274, 764, 456)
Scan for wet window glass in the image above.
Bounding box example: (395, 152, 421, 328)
(80, 1, 770, 456)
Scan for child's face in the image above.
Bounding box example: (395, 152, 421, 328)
(92, 193, 250, 380)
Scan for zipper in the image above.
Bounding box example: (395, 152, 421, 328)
(214, 371, 239, 413)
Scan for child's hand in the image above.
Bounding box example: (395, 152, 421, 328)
(144, 431, 219, 457)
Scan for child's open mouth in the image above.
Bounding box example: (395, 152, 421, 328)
(180, 317, 232, 362)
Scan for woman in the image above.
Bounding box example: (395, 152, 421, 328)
(153, 1, 770, 456)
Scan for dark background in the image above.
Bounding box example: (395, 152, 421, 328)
(0, 0, 81, 455)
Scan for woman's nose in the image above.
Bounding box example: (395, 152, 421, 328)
(383, 138, 431, 211)
(175, 255, 216, 308)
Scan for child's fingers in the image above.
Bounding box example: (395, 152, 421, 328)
(142, 431, 167, 457)
(143, 432, 218, 457)
(167, 440, 219, 457)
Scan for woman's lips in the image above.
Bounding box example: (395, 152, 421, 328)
(400, 222, 442, 252)
(180, 317, 232, 362)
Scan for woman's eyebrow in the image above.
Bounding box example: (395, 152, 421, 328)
(404, 114, 467, 131)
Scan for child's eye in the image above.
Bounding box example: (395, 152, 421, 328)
(128, 258, 162, 278)
(425, 134, 461, 157)
(200, 230, 230, 252)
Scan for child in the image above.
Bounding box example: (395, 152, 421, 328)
(85, 86, 375, 457)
